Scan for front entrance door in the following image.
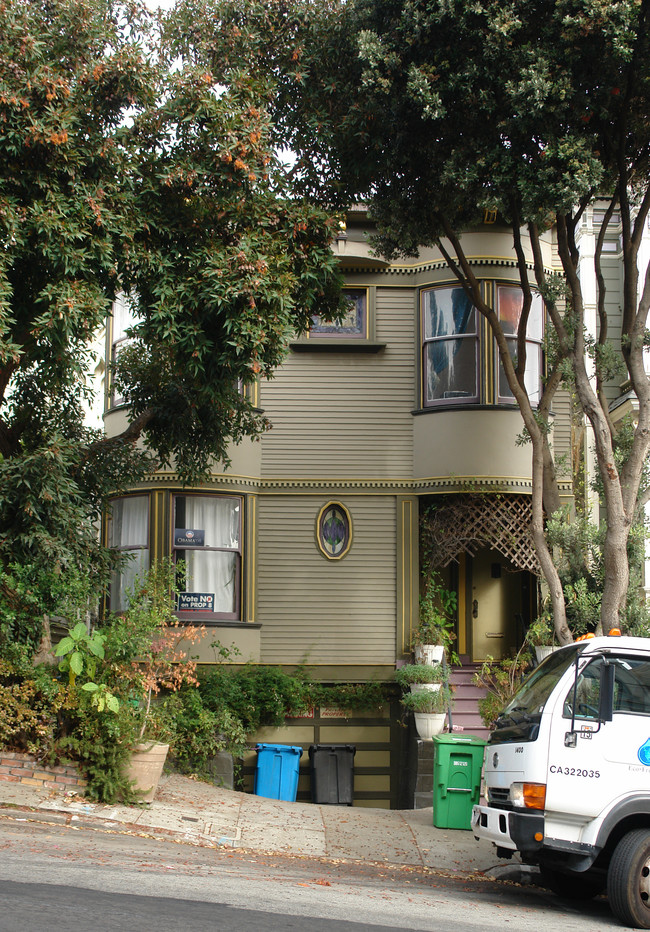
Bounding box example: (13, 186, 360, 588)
(468, 549, 527, 661)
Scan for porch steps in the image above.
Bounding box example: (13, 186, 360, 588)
(407, 659, 491, 808)
(447, 660, 491, 741)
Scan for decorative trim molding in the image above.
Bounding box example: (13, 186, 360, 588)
(140, 471, 572, 497)
(342, 256, 558, 277)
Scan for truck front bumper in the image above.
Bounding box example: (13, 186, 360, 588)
(471, 804, 545, 857)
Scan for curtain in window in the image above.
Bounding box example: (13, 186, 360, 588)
(424, 288, 476, 401)
(181, 496, 240, 549)
(176, 497, 240, 614)
(109, 496, 149, 611)
(109, 496, 149, 548)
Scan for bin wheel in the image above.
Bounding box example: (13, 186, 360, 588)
(607, 829, 650, 929)
(540, 865, 605, 900)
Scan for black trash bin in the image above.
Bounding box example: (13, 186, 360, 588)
(309, 744, 356, 805)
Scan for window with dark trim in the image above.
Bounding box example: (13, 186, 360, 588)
(421, 283, 543, 408)
(109, 295, 139, 408)
(310, 288, 368, 339)
(422, 286, 478, 404)
(497, 286, 544, 406)
(109, 495, 149, 611)
(173, 494, 242, 620)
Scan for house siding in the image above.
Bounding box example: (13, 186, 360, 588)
(256, 495, 398, 667)
(259, 288, 415, 479)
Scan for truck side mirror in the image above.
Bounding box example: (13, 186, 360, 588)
(599, 662, 614, 722)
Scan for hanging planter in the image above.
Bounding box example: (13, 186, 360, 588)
(414, 644, 445, 665)
(394, 662, 446, 690)
(401, 685, 452, 741)
(414, 712, 447, 740)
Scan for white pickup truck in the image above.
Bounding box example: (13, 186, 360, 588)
(472, 633, 650, 928)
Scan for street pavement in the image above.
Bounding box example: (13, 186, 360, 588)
(0, 773, 529, 883)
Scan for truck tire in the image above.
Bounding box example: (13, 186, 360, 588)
(607, 829, 650, 929)
(540, 866, 605, 900)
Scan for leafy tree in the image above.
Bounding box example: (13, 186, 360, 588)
(184, 0, 650, 640)
(0, 0, 343, 641)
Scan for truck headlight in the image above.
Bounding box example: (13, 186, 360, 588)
(510, 782, 546, 810)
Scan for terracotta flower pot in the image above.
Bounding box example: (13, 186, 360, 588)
(124, 742, 169, 802)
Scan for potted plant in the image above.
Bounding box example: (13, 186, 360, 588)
(412, 575, 457, 664)
(401, 685, 451, 740)
(101, 561, 206, 802)
(394, 662, 446, 693)
(474, 649, 532, 729)
(525, 612, 556, 664)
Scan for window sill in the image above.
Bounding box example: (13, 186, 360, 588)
(412, 403, 523, 415)
(290, 341, 386, 353)
(174, 616, 261, 628)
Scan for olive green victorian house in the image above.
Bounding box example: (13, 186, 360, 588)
(102, 206, 631, 806)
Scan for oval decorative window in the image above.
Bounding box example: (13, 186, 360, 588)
(317, 502, 352, 560)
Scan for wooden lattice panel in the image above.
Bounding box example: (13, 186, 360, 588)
(421, 494, 540, 574)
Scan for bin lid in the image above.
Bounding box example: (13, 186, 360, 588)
(308, 744, 356, 753)
(255, 743, 303, 754)
(431, 734, 486, 747)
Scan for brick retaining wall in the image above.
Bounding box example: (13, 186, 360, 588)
(0, 752, 86, 791)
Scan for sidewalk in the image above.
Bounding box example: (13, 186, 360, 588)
(0, 772, 528, 881)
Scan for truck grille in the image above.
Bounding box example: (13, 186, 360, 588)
(487, 787, 511, 809)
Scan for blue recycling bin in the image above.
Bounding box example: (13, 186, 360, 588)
(254, 744, 303, 801)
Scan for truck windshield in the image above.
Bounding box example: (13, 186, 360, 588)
(491, 644, 583, 743)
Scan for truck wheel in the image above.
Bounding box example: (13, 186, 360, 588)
(540, 866, 605, 900)
(608, 829, 650, 929)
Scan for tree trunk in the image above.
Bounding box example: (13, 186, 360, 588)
(32, 615, 57, 667)
(530, 434, 572, 644)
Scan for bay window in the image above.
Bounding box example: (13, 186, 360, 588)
(421, 282, 544, 408)
(497, 286, 544, 406)
(422, 286, 478, 404)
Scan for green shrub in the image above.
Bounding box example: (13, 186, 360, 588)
(311, 681, 387, 712)
(475, 651, 532, 729)
(394, 663, 446, 687)
(401, 686, 450, 713)
(165, 688, 247, 773)
(199, 665, 312, 733)
(0, 654, 63, 755)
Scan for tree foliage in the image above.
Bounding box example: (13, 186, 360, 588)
(0, 0, 344, 634)
(189, 0, 650, 638)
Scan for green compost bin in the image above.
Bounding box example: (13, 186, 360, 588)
(432, 734, 486, 830)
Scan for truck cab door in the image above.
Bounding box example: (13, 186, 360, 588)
(545, 655, 650, 823)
